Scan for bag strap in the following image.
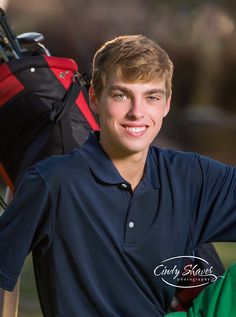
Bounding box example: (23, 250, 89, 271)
(52, 73, 99, 153)
(51, 73, 82, 122)
(71, 73, 100, 131)
(54, 74, 83, 153)
(15, 75, 82, 185)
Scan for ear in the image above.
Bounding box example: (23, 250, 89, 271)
(89, 86, 100, 115)
(163, 95, 171, 118)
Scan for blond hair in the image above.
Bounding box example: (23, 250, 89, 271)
(91, 34, 173, 98)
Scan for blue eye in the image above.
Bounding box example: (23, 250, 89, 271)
(113, 93, 128, 101)
(147, 95, 159, 102)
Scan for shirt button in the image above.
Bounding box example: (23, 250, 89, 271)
(121, 183, 127, 189)
(128, 221, 135, 228)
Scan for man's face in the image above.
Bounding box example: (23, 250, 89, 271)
(91, 73, 171, 159)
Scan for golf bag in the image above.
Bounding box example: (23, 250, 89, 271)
(0, 8, 99, 197)
(0, 54, 99, 193)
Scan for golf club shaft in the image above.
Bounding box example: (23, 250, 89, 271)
(0, 42, 9, 62)
(0, 8, 22, 59)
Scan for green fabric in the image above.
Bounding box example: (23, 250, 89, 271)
(165, 263, 236, 317)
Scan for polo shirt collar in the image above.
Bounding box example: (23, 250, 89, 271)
(80, 132, 160, 189)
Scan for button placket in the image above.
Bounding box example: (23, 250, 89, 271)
(124, 197, 137, 246)
(118, 182, 142, 246)
(128, 221, 135, 228)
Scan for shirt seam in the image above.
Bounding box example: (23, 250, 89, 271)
(0, 269, 16, 291)
(189, 153, 200, 251)
(32, 167, 56, 253)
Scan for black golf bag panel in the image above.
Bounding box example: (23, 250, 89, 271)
(0, 55, 99, 191)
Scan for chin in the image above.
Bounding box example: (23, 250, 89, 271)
(119, 143, 150, 156)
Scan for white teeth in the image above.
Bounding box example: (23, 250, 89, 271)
(125, 126, 146, 133)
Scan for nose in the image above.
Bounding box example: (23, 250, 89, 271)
(127, 98, 144, 120)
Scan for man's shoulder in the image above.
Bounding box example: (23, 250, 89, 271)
(30, 147, 87, 183)
(150, 145, 198, 164)
(150, 145, 234, 178)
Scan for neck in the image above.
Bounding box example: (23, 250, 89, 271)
(114, 157, 146, 190)
(104, 148, 148, 190)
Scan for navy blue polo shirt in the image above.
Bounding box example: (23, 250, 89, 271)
(0, 132, 235, 317)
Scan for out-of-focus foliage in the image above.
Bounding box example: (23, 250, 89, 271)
(6, 0, 236, 113)
(2, 0, 234, 164)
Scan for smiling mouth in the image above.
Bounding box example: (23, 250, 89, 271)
(124, 126, 146, 133)
(121, 125, 148, 136)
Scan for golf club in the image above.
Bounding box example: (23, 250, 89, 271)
(0, 41, 9, 62)
(0, 8, 22, 59)
(0, 30, 20, 60)
(17, 32, 44, 44)
(17, 32, 50, 56)
(0, 195, 7, 210)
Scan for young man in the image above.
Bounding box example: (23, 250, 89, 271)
(0, 35, 235, 317)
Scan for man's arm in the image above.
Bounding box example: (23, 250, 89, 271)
(190, 154, 236, 246)
(0, 168, 54, 292)
(0, 283, 19, 317)
(0, 187, 19, 317)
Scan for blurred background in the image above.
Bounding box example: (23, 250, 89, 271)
(0, 0, 236, 316)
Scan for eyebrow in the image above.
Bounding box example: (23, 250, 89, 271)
(108, 85, 166, 96)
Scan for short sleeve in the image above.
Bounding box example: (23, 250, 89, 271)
(191, 154, 236, 246)
(0, 168, 54, 291)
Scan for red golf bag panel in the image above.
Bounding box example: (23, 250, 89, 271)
(0, 63, 24, 106)
(0, 55, 99, 190)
